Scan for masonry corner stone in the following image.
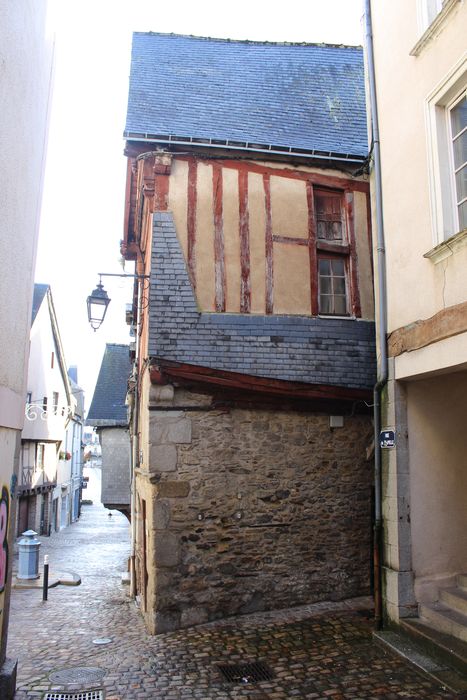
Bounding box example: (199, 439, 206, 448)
(149, 443, 177, 472)
(153, 499, 171, 529)
(158, 481, 190, 498)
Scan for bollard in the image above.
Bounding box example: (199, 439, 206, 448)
(17, 530, 41, 580)
(42, 554, 49, 601)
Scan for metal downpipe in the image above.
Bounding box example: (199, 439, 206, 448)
(364, 0, 389, 630)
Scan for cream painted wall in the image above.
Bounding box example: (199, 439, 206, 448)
(407, 371, 467, 591)
(22, 295, 71, 443)
(0, 1, 55, 671)
(370, 0, 467, 333)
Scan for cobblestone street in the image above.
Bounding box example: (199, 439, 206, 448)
(7, 479, 461, 699)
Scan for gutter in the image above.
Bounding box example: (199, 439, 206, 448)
(124, 132, 367, 165)
(364, 0, 389, 631)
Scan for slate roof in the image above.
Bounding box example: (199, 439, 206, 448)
(86, 344, 131, 426)
(125, 33, 368, 160)
(31, 283, 48, 323)
(149, 213, 376, 391)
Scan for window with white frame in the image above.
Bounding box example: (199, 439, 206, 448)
(419, 0, 444, 29)
(426, 58, 467, 245)
(448, 91, 467, 231)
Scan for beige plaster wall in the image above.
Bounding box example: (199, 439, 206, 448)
(166, 158, 373, 318)
(248, 172, 267, 314)
(194, 163, 216, 311)
(370, 0, 467, 333)
(168, 159, 189, 262)
(407, 371, 467, 596)
(222, 167, 241, 312)
(273, 242, 311, 315)
(270, 175, 308, 238)
(354, 191, 374, 320)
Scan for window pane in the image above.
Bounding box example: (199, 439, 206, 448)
(334, 295, 347, 315)
(455, 165, 467, 203)
(319, 259, 331, 275)
(330, 258, 345, 275)
(319, 276, 331, 294)
(459, 200, 467, 230)
(317, 221, 326, 239)
(319, 295, 332, 314)
(452, 131, 467, 170)
(331, 221, 343, 241)
(333, 276, 346, 295)
(451, 96, 467, 137)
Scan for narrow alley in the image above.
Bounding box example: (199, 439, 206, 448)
(5, 469, 459, 700)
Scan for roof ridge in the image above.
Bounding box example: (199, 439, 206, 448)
(134, 31, 362, 50)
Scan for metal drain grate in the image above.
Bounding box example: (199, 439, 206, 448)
(217, 661, 274, 684)
(44, 692, 104, 700)
(49, 667, 105, 685)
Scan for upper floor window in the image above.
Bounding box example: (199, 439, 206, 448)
(425, 59, 467, 248)
(421, 0, 444, 28)
(36, 444, 45, 470)
(314, 189, 350, 316)
(318, 258, 348, 315)
(53, 392, 59, 415)
(449, 92, 467, 231)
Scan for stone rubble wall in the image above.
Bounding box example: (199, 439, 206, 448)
(139, 384, 373, 633)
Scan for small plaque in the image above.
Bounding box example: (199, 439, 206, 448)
(380, 429, 395, 448)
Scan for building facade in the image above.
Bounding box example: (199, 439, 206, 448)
(367, 0, 467, 651)
(20, 285, 75, 536)
(0, 3, 55, 695)
(86, 344, 131, 518)
(122, 33, 376, 634)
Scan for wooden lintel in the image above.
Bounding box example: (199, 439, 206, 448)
(150, 361, 371, 402)
(388, 300, 467, 357)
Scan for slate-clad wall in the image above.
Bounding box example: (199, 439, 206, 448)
(99, 428, 130, 510)
(139, 384, 373, 633)
(149, 212, 376, 390)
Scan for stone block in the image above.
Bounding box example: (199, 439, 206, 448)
(158, 481, 190, 498)
(180, 606, 209, 627)
(150, 413, 192, 444)
(149, 384, 174, 404)
(0, 658, 17, 700)
(153, 609, 181, 634)
(154, 499, 171, 529)
(149, 444, 177, 472)
(155, 531, 180, 567)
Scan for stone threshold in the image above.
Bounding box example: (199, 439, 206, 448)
(374, 627, 467, 696)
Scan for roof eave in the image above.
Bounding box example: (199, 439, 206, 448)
(123, 132, 367, 165)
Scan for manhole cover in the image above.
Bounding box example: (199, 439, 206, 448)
(92, 637, 112, 645)
(49, 667, 105, 685)
(44, 693, 104, 700)
(217, 661, 274, 684)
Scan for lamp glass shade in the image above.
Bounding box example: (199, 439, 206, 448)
(87, 283, 110, 331)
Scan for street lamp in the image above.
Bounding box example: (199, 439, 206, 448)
(86, 273, 149, 331)
(86, 279, 111, 331)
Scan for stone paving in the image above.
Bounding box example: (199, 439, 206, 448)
(7, 489, 462, 699)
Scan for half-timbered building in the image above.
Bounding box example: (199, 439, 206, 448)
(122, 33, 376, 633)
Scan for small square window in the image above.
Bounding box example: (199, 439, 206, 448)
(318, 257, 348, 316)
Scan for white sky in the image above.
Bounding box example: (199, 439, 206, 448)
(35, 0, 365, 409)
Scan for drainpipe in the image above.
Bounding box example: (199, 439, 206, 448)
(129, 278, 143, 599)
(364, 0, 388, 630)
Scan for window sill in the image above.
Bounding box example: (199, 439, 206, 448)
(424, 227, 467, 263)
(410, 0, 460, 56)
